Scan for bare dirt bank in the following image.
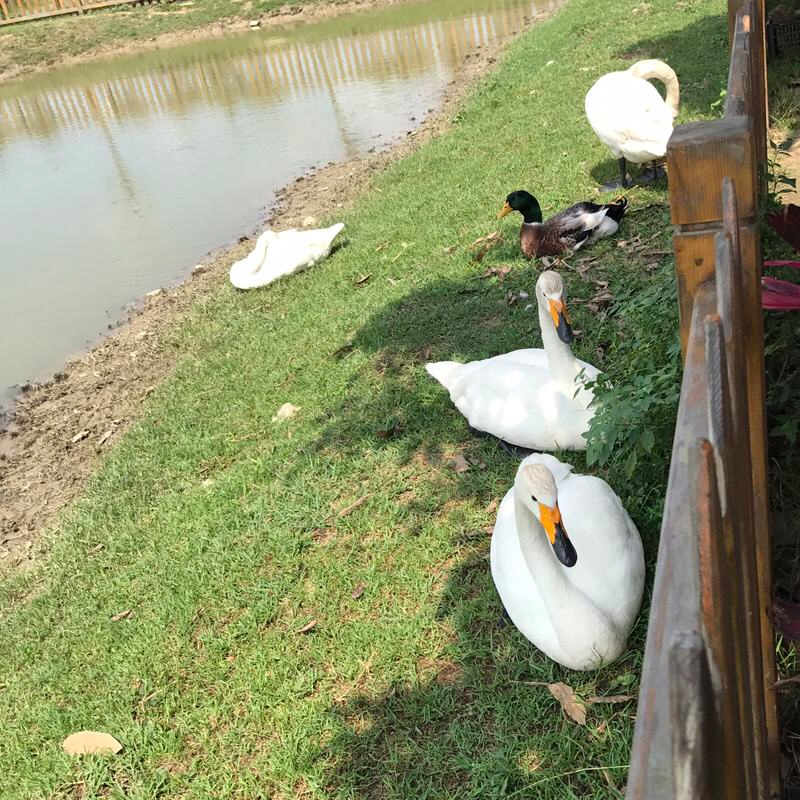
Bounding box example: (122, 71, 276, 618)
(0, 19, 537, 569)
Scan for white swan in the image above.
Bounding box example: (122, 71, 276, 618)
(585, 59, 680, 188)
(491, 454, 644, 670)
(229, 223, 344, 289)
(425, 271, 599, 451)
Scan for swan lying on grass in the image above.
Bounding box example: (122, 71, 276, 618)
(230, 223, 344, 289)
(425, 271, 599, 452)
(491, 454, 644, 670)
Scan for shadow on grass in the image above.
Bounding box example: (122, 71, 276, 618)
(588, 12, 730, 185)
(319, 556, 639, 799)
(304, 267, 570, 470)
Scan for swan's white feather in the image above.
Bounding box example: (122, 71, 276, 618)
(491, 454, 645, 670)
(585, 67, 676, 164)
(230, 223, 344, 290)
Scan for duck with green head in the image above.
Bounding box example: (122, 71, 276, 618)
(497, 190, 627, 259)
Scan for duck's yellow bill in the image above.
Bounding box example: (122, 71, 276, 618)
(497, 201, 512, 219)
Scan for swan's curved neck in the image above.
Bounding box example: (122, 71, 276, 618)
(628, 59, 680, 115)
(513, 488, 568, 602)
(537, 300, 579, 391)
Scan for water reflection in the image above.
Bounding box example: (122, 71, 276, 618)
(0, 0, 558, 402)
(1, 4, 545, 141)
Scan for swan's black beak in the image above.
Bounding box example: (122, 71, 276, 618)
(548, 298, 573, 345)
(553, 521, 578, 568)
(537, 500, 578, 568)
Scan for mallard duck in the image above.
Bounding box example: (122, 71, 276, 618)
(491, 453, 645, 670)
(497, 191, 627, 258)
(229, 223, 344, 289)
(425, 270, 599, 452)
(585, 59, 680, 189)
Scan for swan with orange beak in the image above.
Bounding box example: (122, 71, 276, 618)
(425, 271, 599, 452)
(491, 454, 644, 670)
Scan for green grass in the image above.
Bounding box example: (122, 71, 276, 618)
(0, 0, 730, 796)
(0, 0, 319, 80)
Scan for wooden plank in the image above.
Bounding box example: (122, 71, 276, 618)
(721, 181, 778, 797)
(626, 288, 716, 800)
(716, 203, 768, 800)
(701, 311, 758, 799)
(669, 631, 712, 800)
(667, 118, 754, 228)
(0, 0, 9, 20)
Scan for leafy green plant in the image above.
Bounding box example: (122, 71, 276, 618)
(582, 272, 682, 493)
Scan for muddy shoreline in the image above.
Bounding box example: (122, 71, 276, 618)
(0, 15, 538, 569)
(1, 0, 433, 85)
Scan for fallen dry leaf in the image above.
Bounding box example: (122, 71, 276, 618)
(354, 274, 372, 287)
(375, 241, 390, 252)
(98, 430, 114, 446)
(485, 499, 499, 515)
(338, 494, 371, 517)
(548, 682, 587, 725)
(70, 430, 90, 444)
(390, 242, 413, 263)
(331, 343, 355, 359)
(296, 619, 318, 634)
(586, 694, 635, 705)
(450, 453, 471, 473)
(443, 244, 459, 255)
(110, 609, 132, 622)
(470, 231, 502, 248)
(312, 527, 334, 545)
(62, 731, 123, 756)
(143, 385, 156, 397)
(481, 265, 511, 282)
(87, 544, 104, 556)
(470, 231, 502, 263)
(272, 403, 300, 422)
(773, 597, 800, 640)
(351, 582, 367, 600)
(375, 422, 405, 440)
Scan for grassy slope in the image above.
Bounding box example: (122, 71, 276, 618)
(0, 0, 728, 797)
(0, 0, 315, 80)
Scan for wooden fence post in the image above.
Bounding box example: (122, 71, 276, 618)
(667, 93, 778, 800)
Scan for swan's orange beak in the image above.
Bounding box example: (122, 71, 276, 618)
(497, 201, 512, 219)
(547, 298, 574, 345)
(538, 502, 577, 567)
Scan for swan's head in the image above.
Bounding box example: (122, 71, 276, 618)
(497, 190, 543, 224)
(536, 270, 574, 345)
(519, 463, 577, 568)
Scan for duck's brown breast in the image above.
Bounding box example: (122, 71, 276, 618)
(520, 224, 542, 258)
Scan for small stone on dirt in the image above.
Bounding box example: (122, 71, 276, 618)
(70, 430, 90, 444)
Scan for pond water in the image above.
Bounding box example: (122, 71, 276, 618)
(0, 0, 556, 406)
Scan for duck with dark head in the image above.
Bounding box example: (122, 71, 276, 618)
(497, 190, 627, 259)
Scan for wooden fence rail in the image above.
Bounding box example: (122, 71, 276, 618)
(625, 0, 779, 797)
(0, 0, 153, 26)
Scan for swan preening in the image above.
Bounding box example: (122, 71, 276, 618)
(490, 454, 645, 670)
(229, 223, 344, 289)
(585, 59, 680, 188)
(425, 270, 599, 451)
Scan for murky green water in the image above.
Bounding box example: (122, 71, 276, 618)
(0, 0, 555, 404)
